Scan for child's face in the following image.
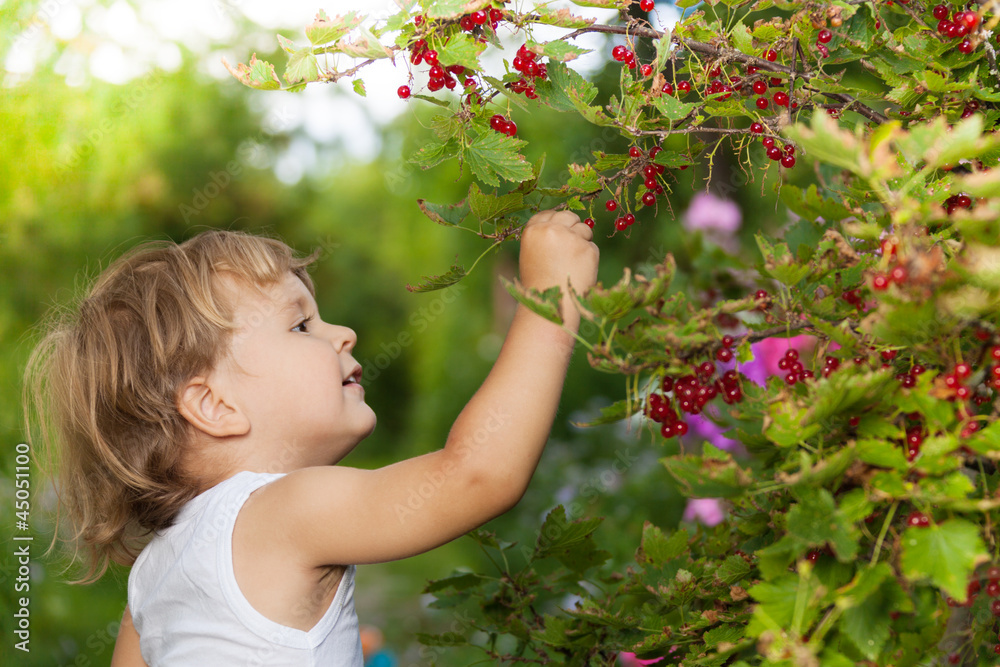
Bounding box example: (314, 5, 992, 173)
(213, 271, 376, 466)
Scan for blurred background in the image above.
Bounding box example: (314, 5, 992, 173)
(0, 0, 786, 664)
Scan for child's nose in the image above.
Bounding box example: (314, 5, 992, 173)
(328, 325, 357, 352)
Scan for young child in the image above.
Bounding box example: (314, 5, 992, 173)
(24, 210, 599, 666)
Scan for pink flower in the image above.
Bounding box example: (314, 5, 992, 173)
(685, 411, 739, 451)
(683, 498, 725, 526)
(683, 192, 742, 233)
(618, 652, 664, 666)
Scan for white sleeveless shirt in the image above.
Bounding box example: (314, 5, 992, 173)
(128, 471, 364, 666)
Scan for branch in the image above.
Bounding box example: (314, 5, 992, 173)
(560, 22, 890, 126)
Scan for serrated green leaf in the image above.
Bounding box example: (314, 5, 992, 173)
(423, 571, 488, 593)
(638, 523, 688, 567)
(731, 21, 753, 55)
(305, 10, 362, 45)
(223, 54, 282, 91)
(532, 6, 595, 29)
(285, 48, 319, 84)
(467, 183, 523, 223)
(351, 78, 366, 96)
(651, 93, 697, 122)
(572, 397, 640, 427)
(436, 31, 486, 69)
(526, 39, 590, 63)
(900, 519, 989, 602)
(662, 445, 752, 499)
(464, 130, 534, 186)
(715, 555, 752, 585)
(501, 277, 563, 325)
(786, 488, 858, 560)
(417, 198, 470, 227)
(406, 264, 467, 292)
(425, 0, 490, 19)
(534, 505, 608, 573)
(409, 137, 461, 169)
(704, 624, 745, 648)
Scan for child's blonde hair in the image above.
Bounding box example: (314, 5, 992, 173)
(24, 230, 316, 582)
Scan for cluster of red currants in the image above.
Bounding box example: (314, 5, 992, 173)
(509, 43, 548, 100)
(458, 6, 504, 32)
(905, 509, 931, 527)
(870, 247, 908, 291)
(647, 367, 746, 440)
(815, 27, 832, 59)
(840, 286, 867, 312)
(489, 113, 517, 137)
(933, 4, 981, 54)
(943, 191, 973, 215)
(397, 37, 472, 97)
(604, 145, 670, 231)
(749, 122, 796, 168)
(777, 348, 814, 386)
(611, 44, 639, 70)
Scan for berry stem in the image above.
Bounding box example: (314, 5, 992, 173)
(870, 500, 899, 567)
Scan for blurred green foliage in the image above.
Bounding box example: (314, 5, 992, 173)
(0, 11, 783, 664)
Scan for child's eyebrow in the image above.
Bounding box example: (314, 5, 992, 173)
(277, 295, 310, 316)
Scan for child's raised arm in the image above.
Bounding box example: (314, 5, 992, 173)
(248, 210, 599, 566)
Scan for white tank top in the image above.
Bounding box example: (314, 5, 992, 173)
(128, 471, 364, 666)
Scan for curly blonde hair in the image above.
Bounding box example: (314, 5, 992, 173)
(23, 230, 316, 582)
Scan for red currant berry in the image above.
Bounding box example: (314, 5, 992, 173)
(762, 136, 775, 148)
(755, 289, 769, 300)
(992, 599, 1000, 616)
(717, 348, 734, 363)
(817, 29, 832, 44)
(675, 420, 689, 436)
(677, 80, 691, 94)
(423, 49, 439, 66)
(767, 146, 782, 160)
(642, 191, 657, 207)
(764, 49, 778, 62)
(987, 580, 1000, 597)
(889, 266, 907, 283)
(752, 80, 767, 95)
(612, 45, 627, 61)
(750, 122, 764, 134)
(503, 119, 517, 136)
(605, 200, 618, 212)
(640, 64, 653, 77)
(933, 4, 950, 20)
(906, 511, 930, 527)
(640, 0, 655, 11)
(817, 43, 830, 58)
(756, 97, 769, 109)
(955, 362, 972, 379)
(629, 146, 642, 158)
(624, 213, 636, 226)
(963, 12, 981, 29)
(959, 39, 974, 54)
(781, 154, 796, 168)
(872, 274, 890, 290)
(614, 217, 627, 231)
(662, 82, 674, 95)
(773, 91, 789, 106)
(490, 8, 504, 22)
(472, 10, 487, 25)
(583, 217, 595, 229)
(490, 114, 507, 131)
(721, 335, 735, 348)
(397, 85, 412, 99)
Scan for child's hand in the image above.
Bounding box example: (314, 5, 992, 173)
(518, 210, 599, 300)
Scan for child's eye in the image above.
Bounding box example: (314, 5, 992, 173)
(292, 316, 312, 333)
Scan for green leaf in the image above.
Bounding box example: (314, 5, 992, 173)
(532, 6, 596, 29)
(731, 21, 753, 55)
(786, 488, 859, 561)
(571, 397, 640, 427)
(223, 54, 282, 91)
(662, 445, 752, 499)
(417, 198, 470, 227)
(425, 0, 490, 19)
(467, 184, 523, 223)
(305, 10, 362, 45)
(534, 505, 608, 573)
(464, 130, 534, 186)
(704, 624, 745, 648)
(284, 48, 320, 85)
(779, 184, 856, 223)
(526, 39, 590, 62)
(416, 631, 468, 647)
(436, 31, 486, 69)
(351, 79, 366, 96)
(638, 523, 688, 567)
(900, 519, 989, 602)
(406, 264, 467, 292)
(409, 137, 461, 170)
(715, 555, 753, 585)
(501, 277, 563, 325)
(423, 571, 488, 593)
(651, 93, 697, 122)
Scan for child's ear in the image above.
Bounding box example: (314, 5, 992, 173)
(176, 375, 250, 438)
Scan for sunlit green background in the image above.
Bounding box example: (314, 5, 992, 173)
(0, 1, 786, 664)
